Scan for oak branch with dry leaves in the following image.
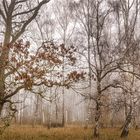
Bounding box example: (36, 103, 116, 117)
(0, 0, 52, 117)
(0, 39, 85, 117)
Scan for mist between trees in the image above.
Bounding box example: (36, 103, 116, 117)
(0, 0, 140, 138)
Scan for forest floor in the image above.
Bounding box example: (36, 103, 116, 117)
(0, 125, 140, 140)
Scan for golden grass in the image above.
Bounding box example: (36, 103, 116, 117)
(0, 125, 140, 140)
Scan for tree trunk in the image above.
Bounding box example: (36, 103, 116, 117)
(0, 71, 6, 116)
(0, 26, 11, 116)
(62, 89, 65, 127)
(47, 100, 52, 129)
(94, 80, 101, 138)
(94, 98, 101, 138)
(0, 103, 4, 116)
(55, 102, 58, 126)
(121, 106, 132, 138)
(94, 120, 100, 137)
(94, 108, 100, 137)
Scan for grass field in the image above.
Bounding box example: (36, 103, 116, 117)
(0, 125, 140, 140)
